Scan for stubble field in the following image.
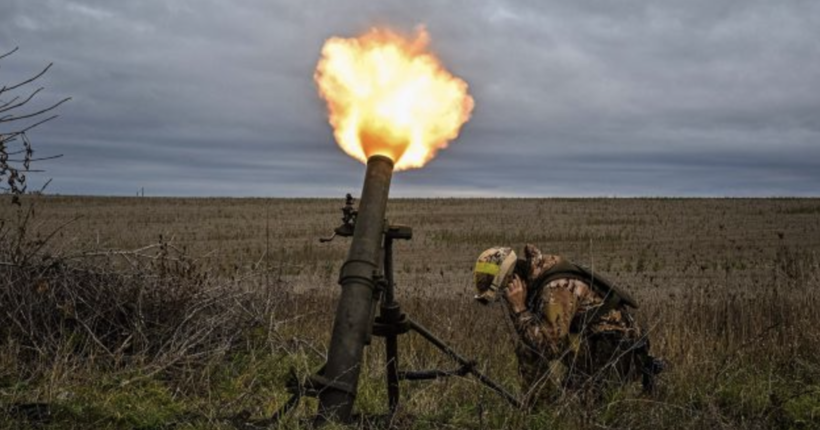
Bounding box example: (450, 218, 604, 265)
(1, 196, 819, 429)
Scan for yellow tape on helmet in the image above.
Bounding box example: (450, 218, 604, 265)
(474, 262, 500, 276)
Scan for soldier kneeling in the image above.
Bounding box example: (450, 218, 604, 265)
(473, 245, 664, 406)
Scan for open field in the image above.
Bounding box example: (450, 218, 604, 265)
(2, 196, 820, 429)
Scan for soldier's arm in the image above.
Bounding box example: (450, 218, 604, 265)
(510, 281, 578, 357)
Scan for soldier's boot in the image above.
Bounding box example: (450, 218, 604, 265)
(640, 355, 666, 393)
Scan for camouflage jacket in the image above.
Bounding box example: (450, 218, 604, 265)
(509, 245, 644, 403)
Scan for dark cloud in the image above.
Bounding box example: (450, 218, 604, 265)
(1, 0, 817, 197)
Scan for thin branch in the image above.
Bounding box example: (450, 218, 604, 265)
(21, 215, 83, 266)
(4, 63, 53, 93)
(0, 47, 19, 61)
(76, 317, 117, 359)
(0, 95, 21, 110)
(19, 113, 61, 133)
(1, 115, 62, 143)
(66, 244, 164, 259)
(0, 169, 47, 175)
(38, 178, 52, 192)
(0, 87, 44, 114)
(0, 97, 71, 124)
(5, 154, 63, 163)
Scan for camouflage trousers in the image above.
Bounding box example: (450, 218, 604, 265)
(516, 330, 649, 407)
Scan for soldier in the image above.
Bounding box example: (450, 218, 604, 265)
(473, 245, 663, 406)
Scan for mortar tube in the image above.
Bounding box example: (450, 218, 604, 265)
(317, 155, 394, 423)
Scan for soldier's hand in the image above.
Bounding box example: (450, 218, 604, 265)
(505, 274, 527, 314)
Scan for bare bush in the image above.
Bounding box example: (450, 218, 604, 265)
(0, 47, 69, 204)
(0, 215, 266, 383)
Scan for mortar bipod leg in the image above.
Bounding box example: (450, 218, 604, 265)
(382, 233, 401, 413)
(386, 332, 399, 413)
(406, 318, 523, 409)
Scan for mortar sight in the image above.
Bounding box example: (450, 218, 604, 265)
(319, 193, 357, 242)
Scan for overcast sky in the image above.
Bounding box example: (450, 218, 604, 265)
(2, 1, 818, 197)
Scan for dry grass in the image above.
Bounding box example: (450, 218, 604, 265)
(1, 195, 819, 429)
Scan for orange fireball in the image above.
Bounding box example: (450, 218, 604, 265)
(315, 27, 474, 170)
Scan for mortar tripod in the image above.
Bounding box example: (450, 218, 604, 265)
(260, 196, 521, 426)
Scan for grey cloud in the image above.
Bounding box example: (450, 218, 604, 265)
(1, 0, 818, 197)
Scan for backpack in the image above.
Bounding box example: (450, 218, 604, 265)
(519, 257, 663, 392)
(522, 257, 638, 327)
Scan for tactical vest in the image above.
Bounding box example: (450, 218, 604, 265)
(522, 257, 638, 333)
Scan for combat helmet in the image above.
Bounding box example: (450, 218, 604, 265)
(474, 247, 518, 304)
